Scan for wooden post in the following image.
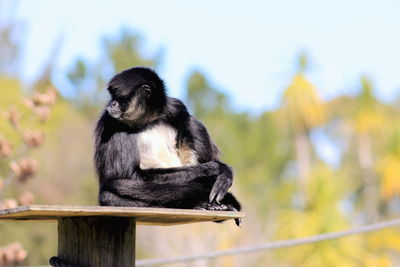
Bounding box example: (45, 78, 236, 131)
(57, 217, 135, 267)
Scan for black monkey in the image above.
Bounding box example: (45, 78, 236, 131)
(95, 67, 241, 225)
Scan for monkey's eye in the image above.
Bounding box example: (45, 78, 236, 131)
(141, 85, 152, 98)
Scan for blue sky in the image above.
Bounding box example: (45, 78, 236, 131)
(9, 0, 400, 113)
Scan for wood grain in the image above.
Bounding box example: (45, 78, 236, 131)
(58, 217, 135, 267)
(0, 205, 245, 226)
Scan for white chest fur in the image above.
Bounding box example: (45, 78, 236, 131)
(137, 123, 198, 170)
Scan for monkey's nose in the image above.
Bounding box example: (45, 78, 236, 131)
(107, 101, 122, 119)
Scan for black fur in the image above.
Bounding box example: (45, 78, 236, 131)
(95, 67, 241, 223)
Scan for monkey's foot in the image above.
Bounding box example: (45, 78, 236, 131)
(194, 202, 228, 211)
(194, 202, 242, 227)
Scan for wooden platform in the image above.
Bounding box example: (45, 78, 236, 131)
(0, 205, 244, 266)
(0, 204, 245, 226)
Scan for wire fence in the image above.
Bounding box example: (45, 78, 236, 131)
(136, 217, 400, 266)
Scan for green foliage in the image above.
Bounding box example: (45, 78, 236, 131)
(183, 64, 400, 265)
(67, 59, 87, 89)
(276, 165, 363, 267)
(352, 76, 386, 135)
(0, 78, 24, 144)
(102, 28, 161, 73)
(0, 78, 62, 265)
(0, 13, 22, 76)
(185, 71, 228, 118)
(66, 29, 162, 117)
(297, 50, 309, 73)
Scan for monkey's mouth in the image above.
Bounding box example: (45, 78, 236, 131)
(107, 107, 122, 119)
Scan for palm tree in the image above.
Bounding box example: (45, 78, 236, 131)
(376, 128, 400, 200)
(282, 52, 326, 188)
(351, 77, 385, 222)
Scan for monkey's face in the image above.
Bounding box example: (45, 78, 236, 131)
(106, 67, 166, 127)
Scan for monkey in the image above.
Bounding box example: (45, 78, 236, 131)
(94, 67, 241, 226)
(49, 67, 242, 267)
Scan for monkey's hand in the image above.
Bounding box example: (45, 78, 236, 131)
(209, 162, 233, 203)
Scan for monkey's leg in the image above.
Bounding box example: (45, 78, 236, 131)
(100, 180, 212, 209)
(99, 190, 153, 207)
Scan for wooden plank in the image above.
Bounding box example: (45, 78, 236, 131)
(0, 205, 245, 226)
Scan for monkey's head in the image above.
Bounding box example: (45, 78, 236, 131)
(106, 67, 167, 127)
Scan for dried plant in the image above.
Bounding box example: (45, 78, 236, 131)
(0, 87, 58, 266)
(0, 198, 18, 209)
(32, 87, 57, 106)
(0, 243, 27, 266)
(22, 131, 45, 148)
(3, 106, 21, 128)
(17, 191, 34, 206)
(23, 87, 58, 122)
(9, 158, 38, 183)
(0, 138, 12, 157)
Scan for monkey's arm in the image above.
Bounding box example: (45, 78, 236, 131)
(95, 124, 220, 187)
(138, 161, 219, 183)
(165, 98, 234, 203)
(165, 97, 233, 203)
(186, 117, 234, 203)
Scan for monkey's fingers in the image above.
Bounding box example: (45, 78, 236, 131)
(224, 204, 242, 228)
(235, 218, 242, 228)
(216, 191, 226, 204)
(209, 177, 230, 203)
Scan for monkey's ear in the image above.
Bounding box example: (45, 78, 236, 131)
(141, 85, 152, 98)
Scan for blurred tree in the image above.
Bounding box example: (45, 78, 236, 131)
(376, 127, 400, 200)
(185, 70, 228, 118)
(350, 77, 385, 222)
(183, 70, 295, 237)
(277, 164, 364, 267)
(281, 52, 326, 189)
(0, 80, 58, 266)
(67, 59, 87, 95)
(102, 28, 161, 73)
(32, 37, 63, 93)
(67, 28, 162, 115)
(0, 0, 22, 76)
